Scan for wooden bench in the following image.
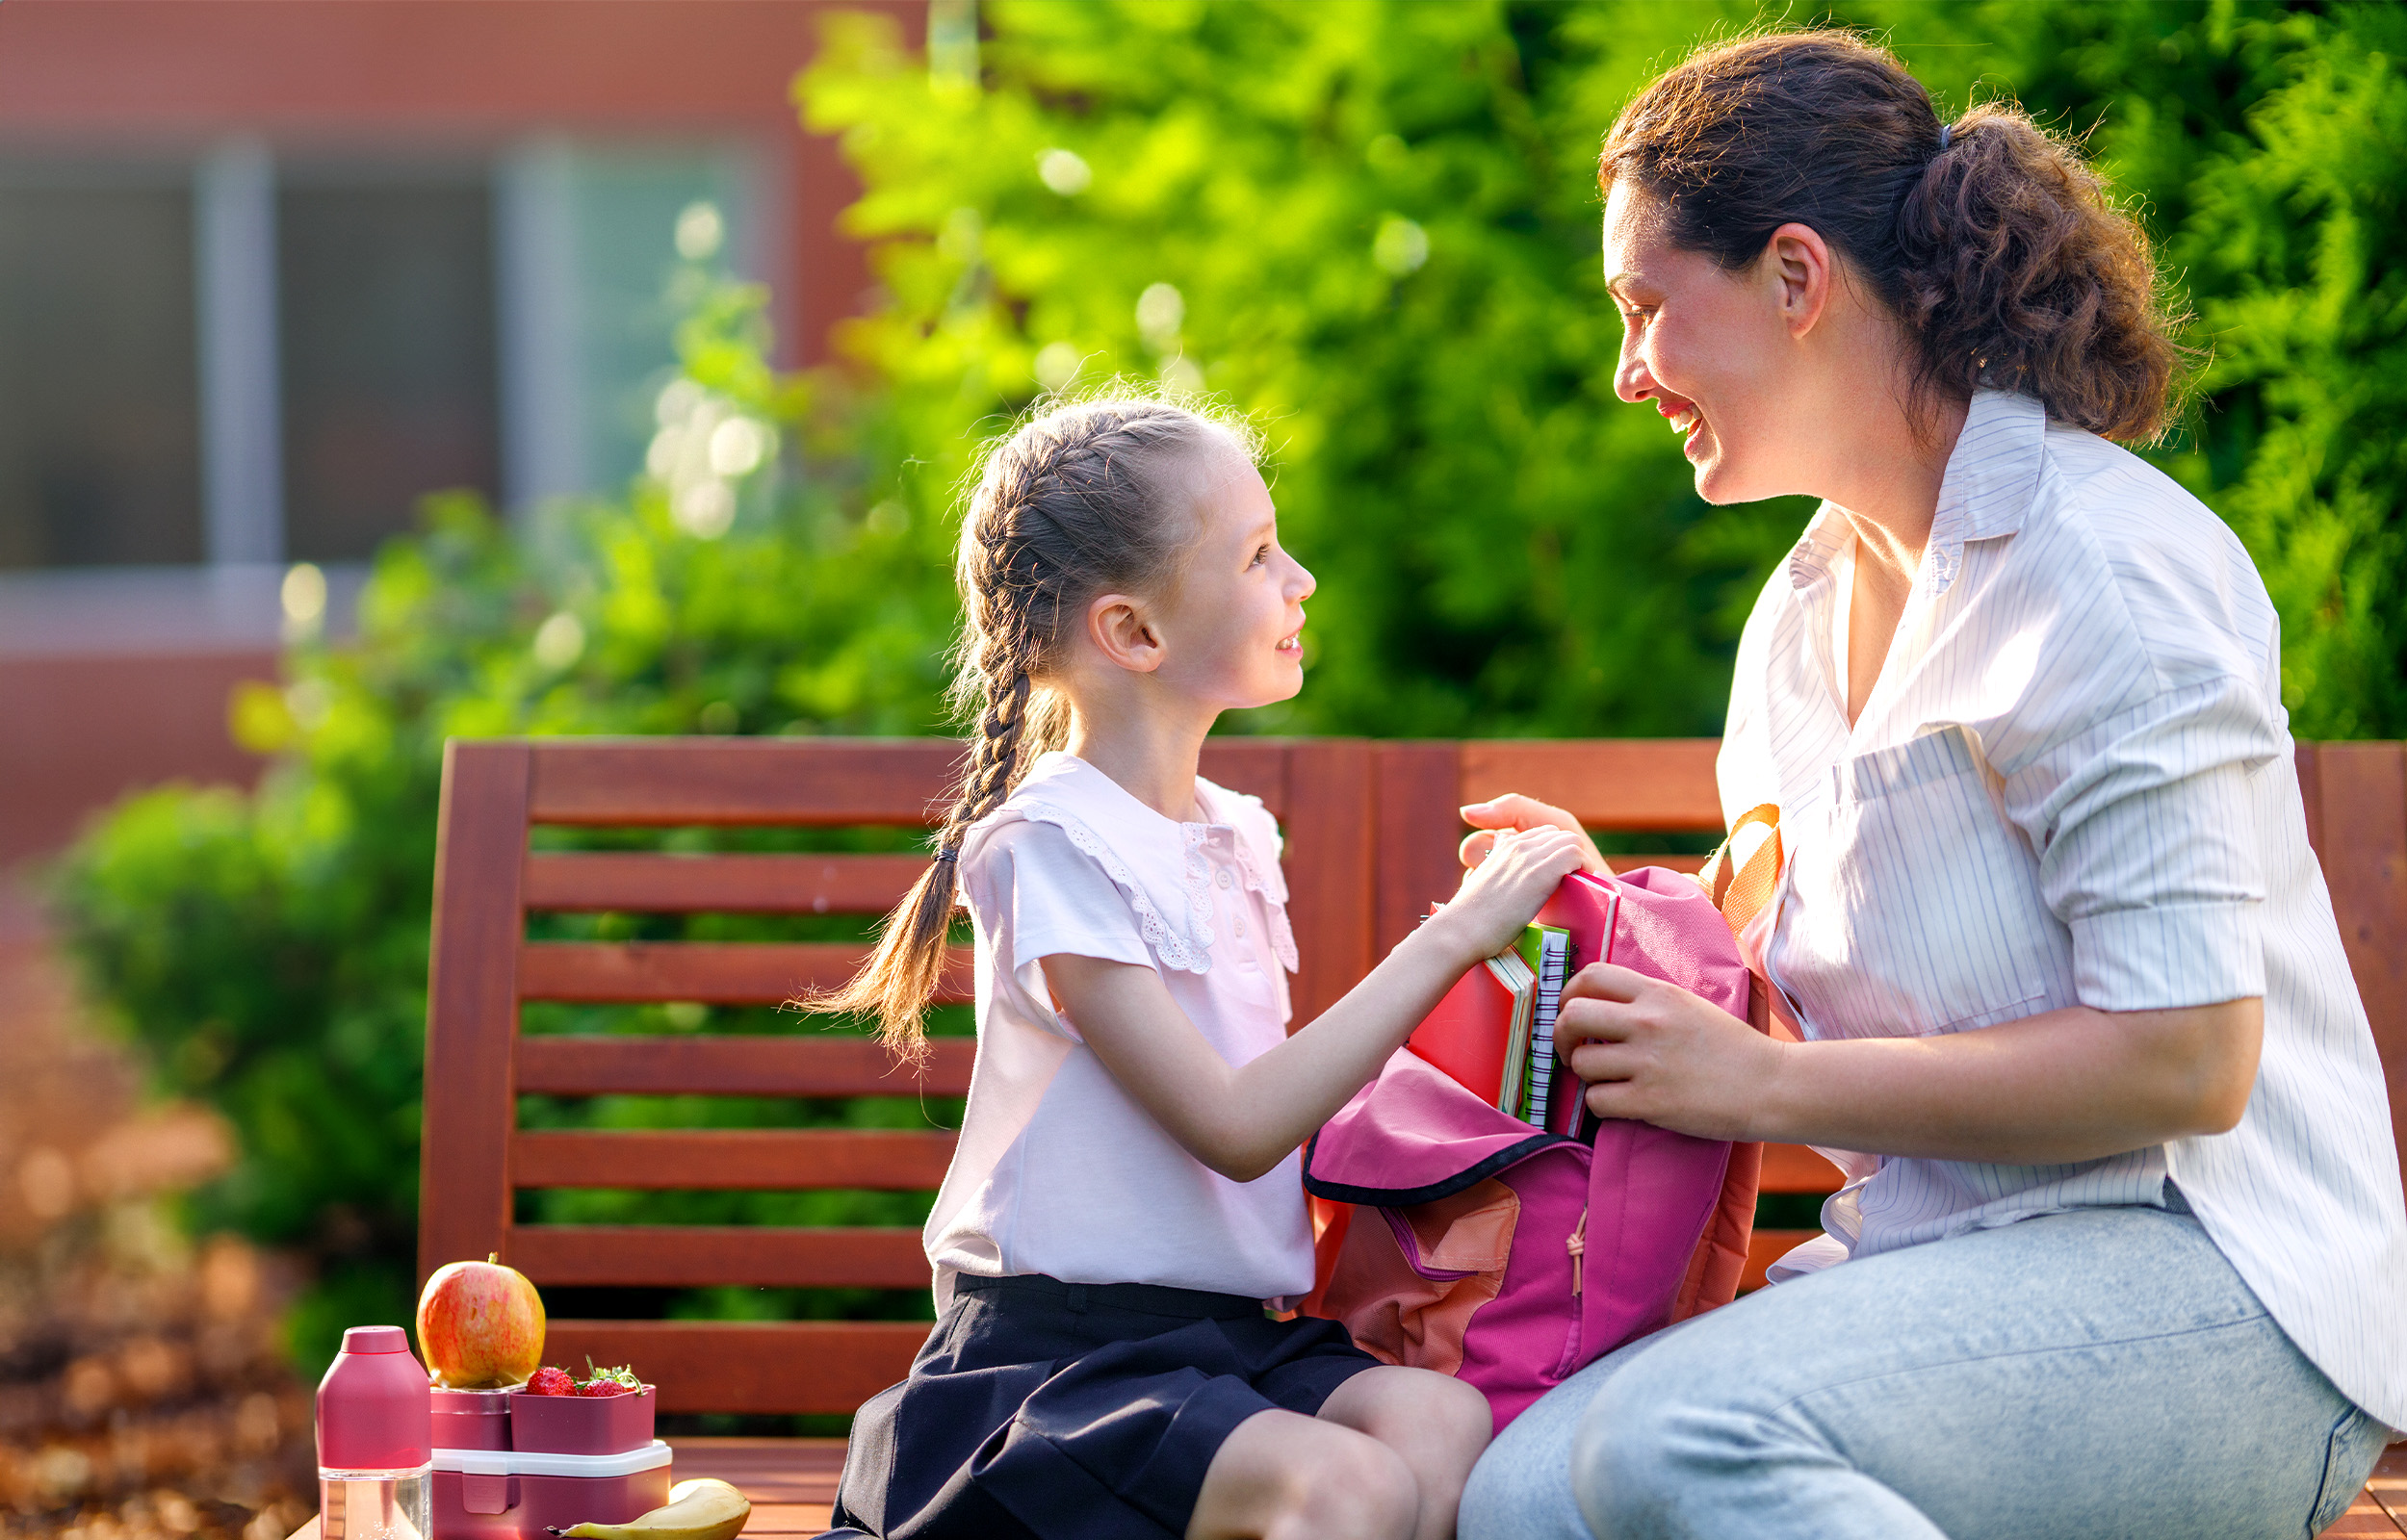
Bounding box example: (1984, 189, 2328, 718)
(391, 735, 2407, 1537)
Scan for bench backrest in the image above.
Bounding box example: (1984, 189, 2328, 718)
(420, 736, 2407, 1416)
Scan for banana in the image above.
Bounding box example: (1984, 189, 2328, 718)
(548, 1477, 751, 1540)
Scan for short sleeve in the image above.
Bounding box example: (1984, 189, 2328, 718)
(960, 820, 1153, 1040)
(2002, 674, 2281, 1012)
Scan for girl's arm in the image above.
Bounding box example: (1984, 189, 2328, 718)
(1553, 965, 2262, 1164)
(1043, 828, 1589, 1183)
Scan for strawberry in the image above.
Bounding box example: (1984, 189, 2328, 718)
(576, 1362, 643, 1398)
(525, 1366, 576, 1397)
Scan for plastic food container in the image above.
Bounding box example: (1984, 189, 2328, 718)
(429, 1387, 515, 1451)
(509, 1387, 656, 1455)
(430, 1440, 671, 1540)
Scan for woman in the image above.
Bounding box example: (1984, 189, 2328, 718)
(1459, 31, 2404, 1540)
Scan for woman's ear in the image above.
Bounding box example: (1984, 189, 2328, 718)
(1086, 593, 1168, 675)
(1766, 221, 1833, 338)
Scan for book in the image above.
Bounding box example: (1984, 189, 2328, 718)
(1405, 872, 1627, 1132)
(1408, 950, 1535, 1114)
(1516, 922, 1571, 1128)
(1538, 873, 1621, 1138)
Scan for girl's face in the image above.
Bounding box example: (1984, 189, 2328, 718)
(1602, 180, 1805, 505)
(1149, 451, 1314, 710)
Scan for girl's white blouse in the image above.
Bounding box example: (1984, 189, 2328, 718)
(1723, 388, 2407, 1427)
(922, 752, 1312, 1309)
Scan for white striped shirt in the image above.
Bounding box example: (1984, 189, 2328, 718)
(1721, 388, 2407, 1427)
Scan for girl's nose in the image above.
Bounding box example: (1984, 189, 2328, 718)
(1289, 555, 1316, 602)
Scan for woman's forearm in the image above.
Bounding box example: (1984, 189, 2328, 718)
(1744, 998, 2265, 1165)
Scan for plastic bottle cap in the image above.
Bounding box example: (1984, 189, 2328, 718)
(342, 1325, 410, 1354)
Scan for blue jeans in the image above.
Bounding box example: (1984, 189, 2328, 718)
(1462, 1202, 2389, 1539)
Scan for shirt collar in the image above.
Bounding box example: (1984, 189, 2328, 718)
(1782, 389, 2046, 598)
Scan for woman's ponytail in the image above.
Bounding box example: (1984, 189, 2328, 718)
(1895, 107, 2183, 443)
(1602, 30, 2188, 444)
(805, 392, 1261, 1061)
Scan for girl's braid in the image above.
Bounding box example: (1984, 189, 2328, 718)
(808, 393, 1262, 1058)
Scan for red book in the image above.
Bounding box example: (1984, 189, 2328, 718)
(1407, 953, 1533, 1112)
(1537, 872, 1621, 1135)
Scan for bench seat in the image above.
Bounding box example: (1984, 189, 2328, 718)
(390, 735, 2407, 1540)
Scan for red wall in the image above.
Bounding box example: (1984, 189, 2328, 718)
(0, 0, 920, 367)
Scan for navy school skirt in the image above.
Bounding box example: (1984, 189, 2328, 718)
(827, 1271, 1381, 1540)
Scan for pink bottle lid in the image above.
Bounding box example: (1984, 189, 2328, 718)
(317, 1325, 433, 1472)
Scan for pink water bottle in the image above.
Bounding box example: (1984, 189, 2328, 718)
(317, 1326, 433, 1540)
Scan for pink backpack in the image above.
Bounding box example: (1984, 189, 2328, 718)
(1300, 866, 1763, 1431)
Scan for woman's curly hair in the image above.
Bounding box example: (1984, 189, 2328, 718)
(1602, 30, 2187, 443)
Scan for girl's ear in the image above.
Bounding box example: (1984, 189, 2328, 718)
(1087, 592, 1168, 675)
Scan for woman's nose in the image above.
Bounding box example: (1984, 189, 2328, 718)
(1616, 346, 1654, 405)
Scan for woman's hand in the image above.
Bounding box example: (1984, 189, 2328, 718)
(1459, 794, 1609, 876)
(1554, 963, 1781, 1141)
(1427, 827, 1591, 963)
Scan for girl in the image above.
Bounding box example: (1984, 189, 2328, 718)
(816, 396, 1587, 1540)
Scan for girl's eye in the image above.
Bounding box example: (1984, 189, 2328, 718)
(1251, 545, 1271, 568)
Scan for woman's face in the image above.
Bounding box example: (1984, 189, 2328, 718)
(1603, 180, 1809, 505)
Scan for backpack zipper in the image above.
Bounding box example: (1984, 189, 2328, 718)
(1551, 1205, 1588, 1380)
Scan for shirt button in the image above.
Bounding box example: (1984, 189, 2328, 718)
(1233, 917, 1247, 937)
(1215, 869, 1233, 889)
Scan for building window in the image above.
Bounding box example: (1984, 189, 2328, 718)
(0, 167, 204, 569)
(279, 169, 501, 562)
(0, 141, 752, 583)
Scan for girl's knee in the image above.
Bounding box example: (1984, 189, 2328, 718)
(1281, 1430, 1418, 1540)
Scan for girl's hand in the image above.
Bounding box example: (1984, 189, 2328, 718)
(1459, 793, 1609, 876)
(1429, 827, 1589, 962)
(1554, 963, 1781, 1141)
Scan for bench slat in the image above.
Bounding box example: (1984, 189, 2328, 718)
(2312, 743, 2407, 1190)
(529, 738, 963, 826)
(513, 1129, 956, 1191)
(1759, 1142, 1845, 1194)
(1460, 740, 1725, 832)
(543, 1320, 927, 1415)
(509, 1224, 930, 1289)
(517, 1035, 974, 1097)
(524, 853, 929, 914)
(516, 941, 972, 1005)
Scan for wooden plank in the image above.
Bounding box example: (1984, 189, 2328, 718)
(524, 853, 929, 914)
(735, 1505, 835, 1537)
(508, 1224, 930, 1289)
(511, 1129, 956, 1191)
(1460, 739, 1725, 832)
(1374, 743, 1463, 957)
(1284, 740, 1376, 1025)
(1604, 854, 1707, 877)
(1741, 1227, 1820, 1293)
(517, 1035, 974, 1098)
(2314, 743, 2407, 1191)
(527, 738, 964, 826)
(1760, 1142, 1844, 1194)
(664, 1437, 846, 1505)
(1199, 738, 1291, 819)
(544, 1320, 927, 1415)
(2366, 1444, 2407, 1531)
(419, 741, 531, 1287)
(516, 941, 972, 1005)
(2297, 741, 2325, 858)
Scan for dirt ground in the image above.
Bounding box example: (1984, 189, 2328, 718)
(0, 881, 317, 1540)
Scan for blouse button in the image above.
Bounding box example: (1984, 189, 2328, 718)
(1233, 917, 1248, 938)
(1215, 868, 1233, 889)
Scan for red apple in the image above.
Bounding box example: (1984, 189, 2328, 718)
(416, 1253, 545, 1389)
